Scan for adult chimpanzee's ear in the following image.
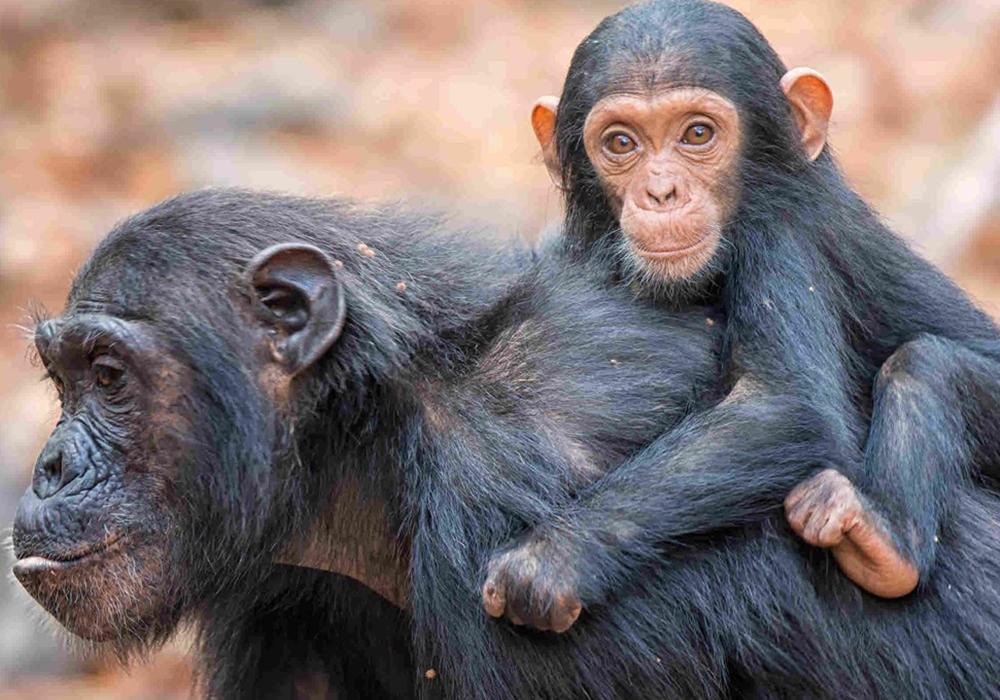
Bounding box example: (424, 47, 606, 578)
(531, 95, 562, 185)
(245, 243, 346, 376)
(780, 68, 833, 162)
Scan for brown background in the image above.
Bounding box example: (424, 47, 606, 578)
(2, 0, 1000, 696)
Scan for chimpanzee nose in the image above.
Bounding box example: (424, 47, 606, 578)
(644, 174, 677, 207)
(32, 443, 75, 499)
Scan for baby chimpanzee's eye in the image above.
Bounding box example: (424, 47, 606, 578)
(604, 132, 637, 155)
(681, 123, 714, 146)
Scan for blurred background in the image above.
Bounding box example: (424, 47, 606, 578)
(1, 0, 1000, 696)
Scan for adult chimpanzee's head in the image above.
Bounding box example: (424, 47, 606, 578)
(11, 191, 351, 649)
(533, 0, 834, 298)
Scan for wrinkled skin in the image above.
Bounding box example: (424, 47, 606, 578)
(11, 237, 346, 648)
(581, 89, 742, 282)
(13, 315, 185, 642)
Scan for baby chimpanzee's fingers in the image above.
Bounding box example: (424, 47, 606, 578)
(784, 482, 810, 512)
(508, 585, 535, 628)
(802, 511, 834, 546)
(785, 496, 816, 535)
(816, 510, 848, 547)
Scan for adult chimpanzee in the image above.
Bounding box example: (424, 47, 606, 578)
(12, 189, 1000, 700)
(10, 188, 720, 696)
(482, 0, 1000, 631)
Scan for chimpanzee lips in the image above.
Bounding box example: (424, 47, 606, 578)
(633, 235, 712, 260)
(12, 531, 128, 579)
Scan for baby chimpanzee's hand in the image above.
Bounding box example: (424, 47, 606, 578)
(482, 527, 584, 633)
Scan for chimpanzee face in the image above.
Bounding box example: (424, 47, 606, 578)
(11, 239, 346, 645)
(533, 51, 833, 294)
(581, 87, 742, 282)
(12, 313, 184, 641)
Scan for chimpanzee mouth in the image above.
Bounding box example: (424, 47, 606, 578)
(634, 236, 711, 260)
(13, 531, 129, 576)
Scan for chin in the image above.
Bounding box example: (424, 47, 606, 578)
(620, 233, 725, 304)
(13, 535, 174, 643)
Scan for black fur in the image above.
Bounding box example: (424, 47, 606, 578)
(18, 189, 723, 697)
(203, 567, 415, 699)
(535, 0, 1000, 616)
(14, 5, 1000, 695)
(31, 188, 1000, 700)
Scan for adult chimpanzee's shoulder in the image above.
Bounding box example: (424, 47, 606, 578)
(446, 249, 722, 460)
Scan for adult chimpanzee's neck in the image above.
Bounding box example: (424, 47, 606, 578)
(277, 205, 530, 606)
(280, 340, 517, 608)
(276, 463, 411, 606)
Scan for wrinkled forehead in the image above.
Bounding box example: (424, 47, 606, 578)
(34, 312, 155, 359)
(584, 88, 741, 129)
(64, 285, 134, 319)
(67, 246, 173, 319)
(65, 236, 245, 326)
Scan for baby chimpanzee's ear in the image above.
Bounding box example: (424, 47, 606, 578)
(532, 95, 562, 185)
(245, 243, 346, 375)
(780, 68, 833, 162)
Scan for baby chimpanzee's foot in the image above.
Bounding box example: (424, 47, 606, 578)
(785, 469, 919, 598)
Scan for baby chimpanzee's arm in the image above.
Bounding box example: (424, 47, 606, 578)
(483, 335, 1000, 633)
(482, 383, 836, 633)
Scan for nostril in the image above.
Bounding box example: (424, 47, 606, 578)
(32, 450, 64, 499)
(645, 184, 676, 207)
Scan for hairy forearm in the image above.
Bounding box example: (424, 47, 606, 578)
(480, 390, 847, 626)
(563, 394, 840, 581)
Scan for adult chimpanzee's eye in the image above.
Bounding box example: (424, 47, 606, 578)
(681, 124, 715, 146)
(92, 356, 125, 390)
(604, 132, 637, 155)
